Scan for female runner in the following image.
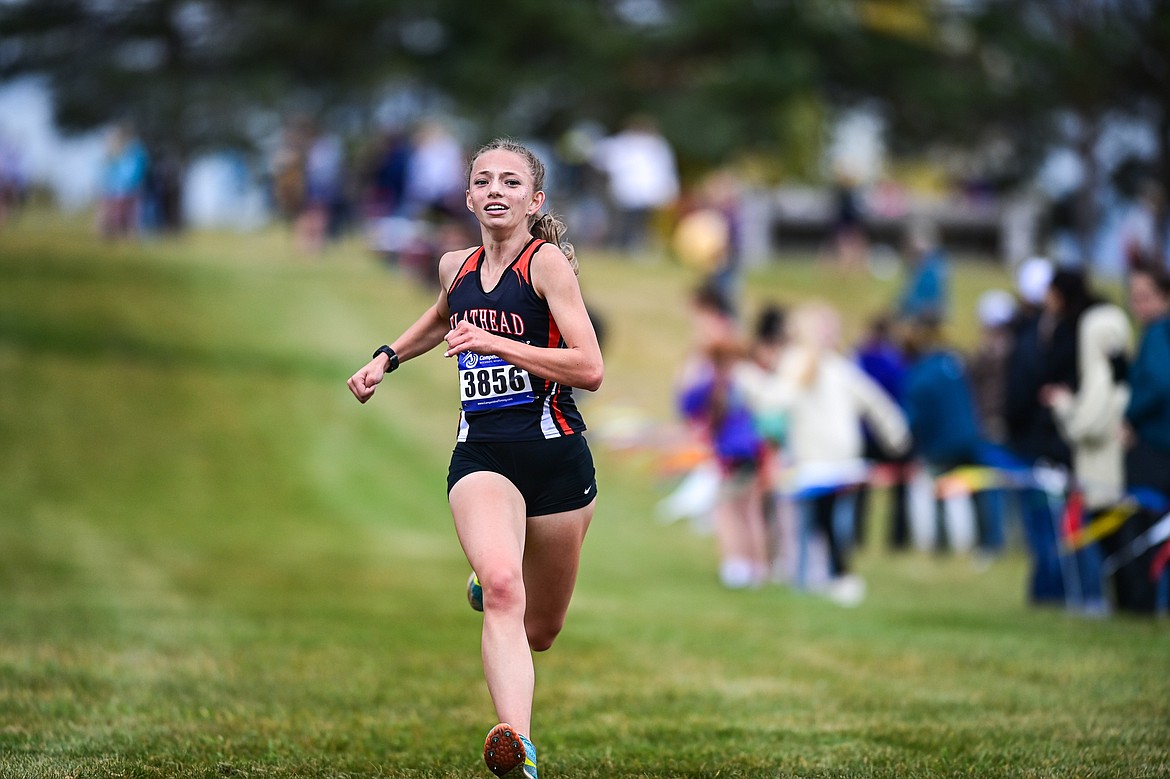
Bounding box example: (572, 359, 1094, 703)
(348, 138, 603, 779)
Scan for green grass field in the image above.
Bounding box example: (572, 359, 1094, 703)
(1, 212, 1167, 779)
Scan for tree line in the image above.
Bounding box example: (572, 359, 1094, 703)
(2, 0, 1168, 252)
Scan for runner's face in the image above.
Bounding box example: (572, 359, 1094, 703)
(466, 149, 543, 229)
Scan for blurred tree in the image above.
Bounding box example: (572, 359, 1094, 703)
(2, 0, 1167, 246)
(0, 0, 867, 173)
(0, 0, 414, 155)
(1118, 0, 1170, 260)
(964, 0, 1170, 261)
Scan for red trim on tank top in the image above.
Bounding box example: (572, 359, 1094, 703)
(549, 388, 574, 435)
(448, 246, 485, 295)
(511, 238, 544, 286)
(545, 311, 562, 348)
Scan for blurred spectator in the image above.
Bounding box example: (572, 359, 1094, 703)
(679, 337, 770, 589)
(1037, 268, 1095, 450)
(671, 170, 744, 314)
(372, 120, 477, 282)
(678, 282, 740, 388)
(1010, 265, 1100, 607)
(656, 283, 743, 536)
(701, 170, 745, 312)
(745, 304, 787, 440)
(739, 302, 910, 606)
(296, 124, 347, 253)
(554, 122, 610, 246)
(143, 148, 184, 233)
(591, 114, 680, 254)
(1123, 262, 1170, 502)
(1004, 257, 1067, 467)
(270, 119, 308, 224)
(968, 289, 1018, 444)
(1045, 190, 1081, 268)
(364, 129, 413, 219)
(359, 129, 419, 269)
(1041, 288, 1132, 616)
(1109, 262, 1170, 615)
(748, 304, 787, 379)
(1119, 180, 1164, 270)
(1041, 275, 1129, 508)
(895, 217, 949, 322)
(403, 120, 466, 219)
(744, 304, 793, 581)
(903, 315, 1006, 558)
(1032, 268, 1096, 602)
(1003, 256, 1067, 605)
(0, 133, 28, 227)
(830, 170, 868, 272)
(853, 315, 913, 551)
(97, 122, 150, 239)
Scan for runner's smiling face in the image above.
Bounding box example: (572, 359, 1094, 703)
(466, 149, 544, 230)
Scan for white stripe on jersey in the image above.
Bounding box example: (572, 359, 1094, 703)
(540, 384, 561, 439)
(456, 411, 469, 442)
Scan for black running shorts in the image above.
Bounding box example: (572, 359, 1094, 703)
(447, 435, 598, 516)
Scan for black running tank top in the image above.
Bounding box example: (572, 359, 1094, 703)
(446, 238, 587, 442)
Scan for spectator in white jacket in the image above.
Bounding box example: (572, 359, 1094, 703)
(591, 115, 679, 253)
(1043, 304, 1132, 511)
(1041, 292, 1133, 616)
(739, 302, 911, 605)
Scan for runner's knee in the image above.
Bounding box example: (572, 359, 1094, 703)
(481, 569, 525, 613)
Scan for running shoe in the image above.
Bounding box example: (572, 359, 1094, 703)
(517, 732, 537, 779)
(483, 723, 537, 779)
(467, 571, 484, 612)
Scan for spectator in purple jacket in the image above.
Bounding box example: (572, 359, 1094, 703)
(679, 337, 769, 589)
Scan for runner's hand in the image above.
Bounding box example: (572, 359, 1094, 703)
(348, 360, 386, 403)
(444, 320, 496, 358)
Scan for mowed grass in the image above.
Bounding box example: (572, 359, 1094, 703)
(0, 212, 1167, 779)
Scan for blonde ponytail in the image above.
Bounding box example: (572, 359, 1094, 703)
(531, 211, 578, 275)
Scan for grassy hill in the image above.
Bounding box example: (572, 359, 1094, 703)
(0, 213, 1166, 778)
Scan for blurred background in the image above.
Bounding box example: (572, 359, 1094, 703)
(5, 0, 1170, 608)
(1, 0, 1167, 274)
(3, 5, 1170, 774)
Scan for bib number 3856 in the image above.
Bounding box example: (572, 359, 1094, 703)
(458, 352, 535, 412)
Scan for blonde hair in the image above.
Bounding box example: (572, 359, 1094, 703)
(786, 301, 842, 387)
(788, 301, 842, 351)
(469, 138, 578, 274)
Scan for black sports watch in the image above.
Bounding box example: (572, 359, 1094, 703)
(372, 344, 399, 373)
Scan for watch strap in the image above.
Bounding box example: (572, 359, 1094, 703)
(372, 344, 399, 373)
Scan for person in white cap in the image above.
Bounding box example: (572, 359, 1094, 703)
(1016, 255, 1056, 309)
(1002, 255, 1068, 605)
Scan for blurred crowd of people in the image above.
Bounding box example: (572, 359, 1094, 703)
(249, 111, 1170, 617)
(257, 113, 683, 271)
(265, 115, 487, 263)
(668, 231, 1170, 617)
(95, 122, 183, 240)
(11, 102, 1170, 616)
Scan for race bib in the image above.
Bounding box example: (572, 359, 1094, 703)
(458, 352, 535, 412)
